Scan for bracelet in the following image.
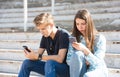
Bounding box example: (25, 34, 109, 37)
(38, 54, 42, 60)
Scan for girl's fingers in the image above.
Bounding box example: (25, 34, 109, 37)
(72, 42, 78, 44)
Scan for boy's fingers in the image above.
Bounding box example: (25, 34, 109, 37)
(24, 50, 29, 54)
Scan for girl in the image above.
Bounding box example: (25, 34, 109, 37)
(67, 9, 108, 77)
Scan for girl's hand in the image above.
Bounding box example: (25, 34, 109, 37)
(24, 49, 38, 60)
(72, 42, 90, 55)
(72, 42, 86, 51)
(86, 60, 90, 65)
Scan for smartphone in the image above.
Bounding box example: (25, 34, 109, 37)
(22, 46, 31, 52)
(69, 37, 77, 43)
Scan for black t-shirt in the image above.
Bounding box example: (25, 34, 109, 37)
(40, 28, 70, 64)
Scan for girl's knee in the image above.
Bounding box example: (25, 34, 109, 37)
(83, 72, 91, 77)
(71, 51, 85, 61)
(74, 51, 84, 57)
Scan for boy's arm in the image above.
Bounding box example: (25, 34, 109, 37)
(24, 48, 45, 60)
(38, 48, 45, 55)
(41, 49, 67, 63)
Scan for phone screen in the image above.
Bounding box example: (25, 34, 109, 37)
(69, 37, 77, 43)
(23, 46, 31, 52)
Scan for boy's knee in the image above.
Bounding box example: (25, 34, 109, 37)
(46, 60, 56, 63)
(45, 60, 57, 74)
(22, 59, 33, 68)
(45, 60, 57, 68)
(22, 59, 30, 65)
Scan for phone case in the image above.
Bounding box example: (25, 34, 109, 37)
(69, 37, 77, 43)
(23, 46, 31, 52)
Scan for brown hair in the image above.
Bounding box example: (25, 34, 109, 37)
(33, 13, 54, 26)
(72, 9, 98, 53)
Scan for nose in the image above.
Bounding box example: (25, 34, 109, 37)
(39, 30, 44, 34)
(78, 24, 83, 28)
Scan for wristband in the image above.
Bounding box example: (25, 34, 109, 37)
(38, 54, 42, 60)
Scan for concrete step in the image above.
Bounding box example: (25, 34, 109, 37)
(0, 60, 21, 74)
(0, 68, 119, 77)
(0, 15, 119, 25)
(0, 72, 43, 77)
(0, 49, 47, 61)
(61, 0, 120, 10)
(0, 49, 25, 61)
(0, 1, 120, 31)
(108, 68, 120, 77)
(0, 1, 23, 9)
(105, 53, 120, 69)
(0, 40, 40, 49)
(0, 49, 119, 68)
(0, 13, 120, 31)
(0, 0, 119, 9)
(0, 32, 119, 51)
(0, 20, 119, 32)
(0, 59, 119, 77)
(0, 32, 42, 40)
(0, 23, 33, 28)
(106, 41, 120, 54)
(100, 32, 120, 41)
(0, 32, 119, 40)
(1, 13, 120, 23)
(1, 6, 120, 18)
(0, 40, 119, 52)
(0, 0, 120, 13)
(0, 72, 39, 77)
(0, 69, 120, 77)
(0, 60, 44, 77)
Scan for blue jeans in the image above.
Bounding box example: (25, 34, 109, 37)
(69, 51, 87, 77)
(18, 59, 69, 77)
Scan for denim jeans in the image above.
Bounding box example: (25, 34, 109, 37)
(69, 51, 87, 77)
(18, 59, 69, 77)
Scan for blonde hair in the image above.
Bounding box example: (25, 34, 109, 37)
(33, 13, 54, 26)
(72, 9, 98, 53)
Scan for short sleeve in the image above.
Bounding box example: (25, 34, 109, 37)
(40, 36, 46, 48)
(59, 32, 69, 49)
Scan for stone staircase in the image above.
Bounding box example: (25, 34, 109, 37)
(0, 32, 120, 77)
(0, 0, 120, 32)
(0, 0, 120, 77)
(0, 33, 44, 77)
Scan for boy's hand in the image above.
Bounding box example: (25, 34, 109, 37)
(24, 49, 38, 60)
